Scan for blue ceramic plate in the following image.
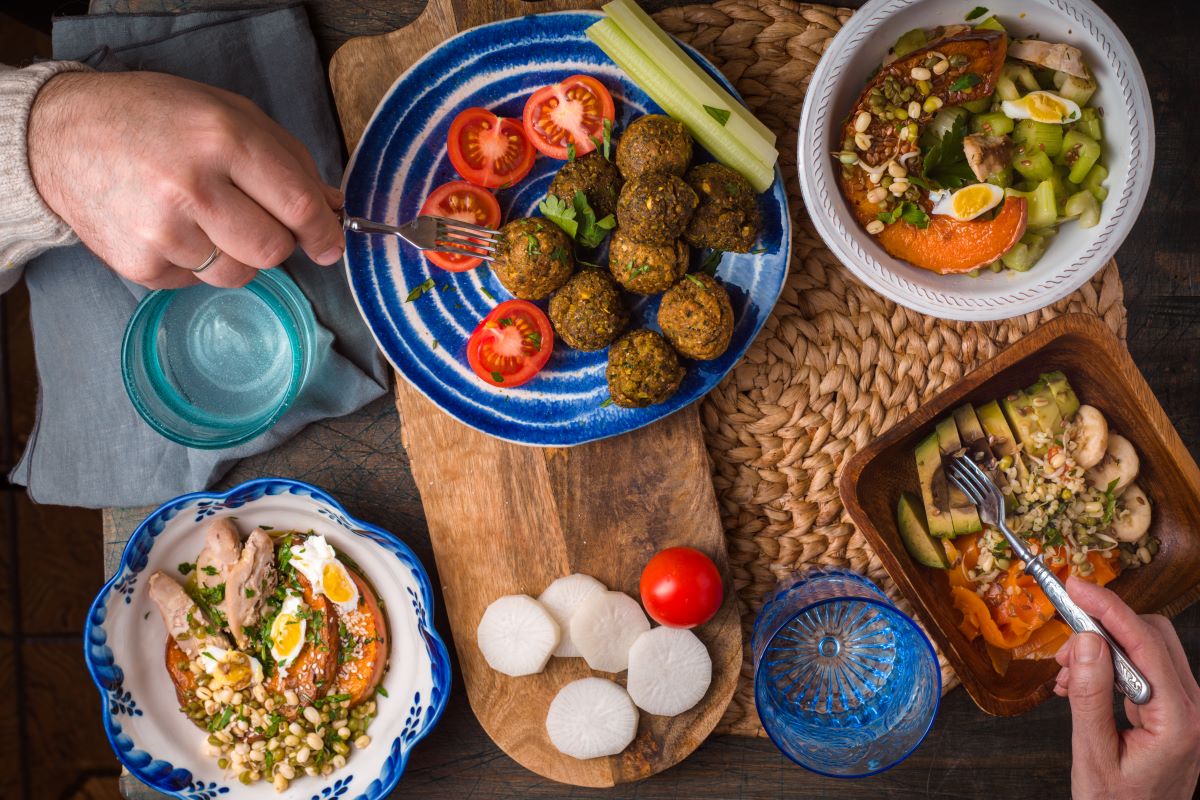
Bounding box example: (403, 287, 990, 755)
(84, 478, 451, 799)
(344, 11, 789, 446)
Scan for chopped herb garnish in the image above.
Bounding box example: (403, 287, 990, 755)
(376, 685, 389, 698)
(440, 283, 457, 293)
(431, 339, 439, 351)
(703, 104, 731, 126)
(600, 397, 614, 408)
(965, 6, 989, 20)
(1043, 526, 1065, 548)
(528, 331, 542, 350)
(177, 562, 195, 575)
(498, 317, 514, 328)
(698, 249, 725, 276)
(525, 233, 542, 256)
(315, 692, 352, 707)
(1101, 478, 1120, 525)
(201, 565, 219, 576)
(208, 705, 234, 732)
(143, 611, 150, 620)
(602, 118, 613, 160)
(922, 111, 975, 189)
(877, 200, 931, 229)
(551, 246, 568, 263)
(406, 278, 435, 302)
(491, 371, 504, 384)
(244, 587, 256, 599)
(538, 191, 613, 248)
(480, 287, 495, 301)
(628, 261, 652, 277)
(686, 274, 707, 289)
(949, 72, 983, 93)
(567, 141, 576, 162)
(748, 246, 768, 254)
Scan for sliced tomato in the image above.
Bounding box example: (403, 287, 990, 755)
(522, 75, 616, 160)
(467, 300, 554, 388)
(447, 108, 536, 189)
(418, 180, 501, 271)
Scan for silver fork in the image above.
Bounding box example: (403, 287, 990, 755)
(945, 454, 1151, 705)
(339, 210, 499, 262)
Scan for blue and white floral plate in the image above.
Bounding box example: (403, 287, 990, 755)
(343, 11, 790, 446)
(84, 478, 452, 799)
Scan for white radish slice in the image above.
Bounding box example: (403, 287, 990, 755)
(570, 591, 650, 672)
(545, 677, 638, 759)
(538, 574, 607, 658)
(626, 627, 712, 716)
(476, 594, 560, 677)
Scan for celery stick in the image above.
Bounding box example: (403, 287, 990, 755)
(1064, 190, 1100, 228)
(602, 0, 776, 147)
(587, 19, 775, 191)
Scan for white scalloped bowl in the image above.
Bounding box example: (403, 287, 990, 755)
(797, 0, 1153, 321)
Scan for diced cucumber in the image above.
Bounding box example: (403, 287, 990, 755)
(1013, 119, 1063, 158)
(995, 75, 1021, 102)
(1082, 164, 1108, 203)
(1059, 130, 1102, 183)
(1013, 144, 1054, 182)
(1006, 180, 1057, 229)
(971, 111, 1014, 136)
(1004, 62, 1040, 94)
(1033, 67, 1058, 91)
(892, 28, 928, 59)
(1000, 231, 1049, 272)
(975, 15, 1007, 33)
(1074, 107, 1103, 141)
(1058, 74, 1097, 106)
(1065, 190, 1101, 228)
(897, 492, 950, 569)
(960, 96, 993, 114)
(986, 165, 1014, 189)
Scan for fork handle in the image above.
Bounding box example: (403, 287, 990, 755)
(1025, 555, 1152, 705)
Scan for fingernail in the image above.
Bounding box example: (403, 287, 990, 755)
(317, 247, 343, 266)
(1075, 633, 1102, 664)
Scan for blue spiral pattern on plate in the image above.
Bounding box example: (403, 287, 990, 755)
(343, 11, 790, 446)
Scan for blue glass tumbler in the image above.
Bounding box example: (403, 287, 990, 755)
(752, 567, 941, 778)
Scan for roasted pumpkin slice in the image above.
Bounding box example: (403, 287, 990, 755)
(266, 572, 340, 709)
(838, 31, 1023, 273)
(165, 637, 200, 709)
(332, 567, 389, 706)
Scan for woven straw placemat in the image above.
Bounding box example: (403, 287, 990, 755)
(652, 0, 1128, 737)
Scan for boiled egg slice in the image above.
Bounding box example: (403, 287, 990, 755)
(1001, 91, 1081, 124)
(289, 535, 360, 613)
(269, 592, 308, 673)
(199, 646, 264, 691)
(929, 184, 1005, 222)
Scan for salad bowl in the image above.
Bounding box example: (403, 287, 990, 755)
(797, 0, 1153, 321)
(84, 478, 452, 798)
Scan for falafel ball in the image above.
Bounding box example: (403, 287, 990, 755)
(616, 172, 698, 244)
(606, 329, 685, 408)
(548, 269, 629, 351)
(608, 230, 689, 295)
(549, 152, 623, 220)
(616, 115, 693, 180)
(491, 217, 574, 300)
(657, 273, 735, 360)
(683, 163, 762, 252)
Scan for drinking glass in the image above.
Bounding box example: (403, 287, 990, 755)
(122, 268, 317, 449)
(752, 567, 940, 778)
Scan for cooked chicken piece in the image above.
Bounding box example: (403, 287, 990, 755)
(963, 133, 1013, 182)
(148, 571, 229, 659)
(1008, 39, 1090, 79)
(196, 517, 240, 590)
(219, 527, 277, 648)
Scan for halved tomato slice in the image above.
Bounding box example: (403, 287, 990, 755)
(418, 180, 502, 271)
(447, 108, 536, 189)
(466, 300, 554, 388)
(522, 75, 616, 160)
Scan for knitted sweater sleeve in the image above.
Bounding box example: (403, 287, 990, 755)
(0, 61, 93, 294)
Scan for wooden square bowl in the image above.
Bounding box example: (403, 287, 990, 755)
(838, 313, 1200, 716)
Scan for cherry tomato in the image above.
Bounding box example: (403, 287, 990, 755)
(522, 75, 616, 160)
(418, 180, 502, 271)
(639, 547, 724, 628)
(447, 107, 536, 189)
(466, 300, 554, 388)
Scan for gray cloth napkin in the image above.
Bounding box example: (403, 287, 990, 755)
(9, 5, 389, 508)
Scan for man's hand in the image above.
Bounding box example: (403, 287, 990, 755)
(27, 71, 344, 289)
(1054, 577, 1200, 800)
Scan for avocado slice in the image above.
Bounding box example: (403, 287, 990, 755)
(1041, 370, 1080, 420)
(952, 404, 993, 459)
(915, 432, 956, 539)
(935, 417, 983, 535)
(977, 400, 1018, 456)
(1001, 389, 1044, 454)
(1025, 378, 1065, 448)
(897, 491, 950, 569)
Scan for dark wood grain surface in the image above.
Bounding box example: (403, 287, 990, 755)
(91, 0, 1200, 797)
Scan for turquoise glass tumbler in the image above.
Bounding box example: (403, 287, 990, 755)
(752, 567, 941, 778)
(122, 268, 317, 449)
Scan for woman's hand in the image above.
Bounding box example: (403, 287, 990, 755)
(1055, 577, 1200, 800)
(27, 70, 344, 289)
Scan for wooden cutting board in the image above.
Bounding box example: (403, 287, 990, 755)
(328, 0, 742, 787)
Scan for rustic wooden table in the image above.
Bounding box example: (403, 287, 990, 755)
(94, 0, 1200, 797)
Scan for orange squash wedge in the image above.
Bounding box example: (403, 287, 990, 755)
(877, 197, 1027, 274)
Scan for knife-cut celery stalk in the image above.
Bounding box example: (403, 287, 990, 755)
(587, 18, 776, 192)
(602, 0, 776, 147)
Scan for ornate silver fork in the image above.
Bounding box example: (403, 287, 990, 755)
(339, 210, 499, 262)
(945, 453, 1151, 705)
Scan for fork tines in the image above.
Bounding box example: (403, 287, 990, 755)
(430, 215, 499, 262)
(945, 454, 995, 511)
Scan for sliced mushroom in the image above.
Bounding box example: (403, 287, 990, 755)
(1008, 39, 1091, 79)
(1072, 405, 1109, 470)
(1110, 483, 1151, 543)
(1087, 433, 1139, 493)
(962, 133, 1013, 182)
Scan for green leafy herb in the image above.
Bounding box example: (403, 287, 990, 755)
(567, 141, 576, 162)
(949, 72, 983, 93)
(263, 749, 275, 773)
(551, 246, 568, 263)
(538, 191, 614, 248)
(376, 685, 389, 698)
(406, 278, 435, 302)
(1102, 478, 1120, 526)
(525, 233, 542, 257)
(697, 249, 725, 276)
(480, 287, 495, 301)
(628, 261, 652, 277)
(498, 317, 514, 328)
(201, 565, 219, 576)
(440, 283, 457, 293)
(538, 194, 579, 239)
(431, 338, 439, 351)
(528, 331, 542, 350)
(965, 6, 989, 20)
(686, 274, 707, 289)
(703, 104, 731, 126)
(922, 111, 976, 189)
(491, 371, 504, 384)
(602, 118, 612, 160)
(876, 200, 930, 229)
(748, 246, 768, 254)
(244, 587, 256, 599)
(315, 692, 352, 707)
(600, 397, 614, 408)
(177, 562, 195, 575)
(208, 706, 234, 732)
(723, 181, 741, 195)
